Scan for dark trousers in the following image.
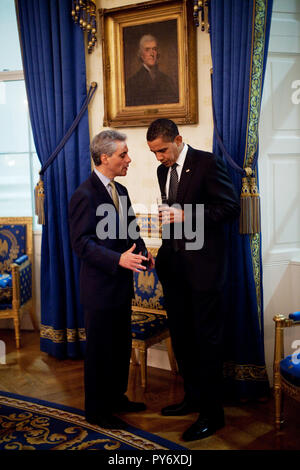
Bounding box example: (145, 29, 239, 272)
(156, 248, 225, 417)
(84, 301, 132, 418)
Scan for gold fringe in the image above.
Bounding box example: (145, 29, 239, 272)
(34, 177, 45, 225)
(239, 169, 261, 235)
(249, 176, 261, 233)
(239, 177, 252, 234)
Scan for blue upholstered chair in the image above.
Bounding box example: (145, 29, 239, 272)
(131, 246, 177, 389)
(0, 217, 37, 348)
(273, 312, 300, 429)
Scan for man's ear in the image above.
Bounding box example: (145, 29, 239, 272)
(100, 153, 108, 165)
(174, 135, 183, 146)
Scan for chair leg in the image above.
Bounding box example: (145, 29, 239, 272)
(166, 337, 178, 374)
(131, 348, 138, 365)
(139, 348, 147, 389)
(13, 315, 21, 349)
(274, 382, 283, 430)
(28, 300, 39, 331)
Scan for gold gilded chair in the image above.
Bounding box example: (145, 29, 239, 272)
(131, 211, 177, 389)
(0, 217, 38, 348)
(273, 312, 300, 429)
(131, 246, 177, 389)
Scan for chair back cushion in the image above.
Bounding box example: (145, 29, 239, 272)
(133, 267, 165, 310)
(280, 354, 300, 387)
(0, 224, 27, 273)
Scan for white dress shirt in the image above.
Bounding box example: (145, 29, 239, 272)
(165, 143, 188, 197)
(94, 168, 123, 218)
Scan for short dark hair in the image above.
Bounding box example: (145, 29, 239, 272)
(146, 119, 179, 142)
(90, 130, 126, 166)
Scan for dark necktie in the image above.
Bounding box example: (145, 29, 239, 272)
(168, 163, 178, 205)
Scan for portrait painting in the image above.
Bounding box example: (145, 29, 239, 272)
(123, 20, 179, 107)
(101, 0, 198, 127)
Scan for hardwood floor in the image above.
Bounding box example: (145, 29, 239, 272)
(0, 329, 299, 450)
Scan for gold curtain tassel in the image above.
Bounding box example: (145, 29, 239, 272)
(239, 175, 261, 235)
(249, 176, 261, 234)
(239, 177, 252, 234)
(34, 177, 45, 225)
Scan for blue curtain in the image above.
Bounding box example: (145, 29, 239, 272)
(210, 0, 273, 400)
(17, 0, 91, 358)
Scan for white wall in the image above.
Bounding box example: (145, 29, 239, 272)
(259, 0, 300, 384)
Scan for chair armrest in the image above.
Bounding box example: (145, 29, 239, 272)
(273, 312, 300, 372)
(273, 314, 288, 364)
(289, 311, 300, 322)
(10, 263, 21, 309)
(14, 254, 29, 265)
(11, 256, 32, 307)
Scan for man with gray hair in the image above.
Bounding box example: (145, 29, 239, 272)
(126, 34, 178, 106)
(69, 130, 153, 429)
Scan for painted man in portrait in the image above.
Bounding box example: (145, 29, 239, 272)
(125, 34, 179, 107)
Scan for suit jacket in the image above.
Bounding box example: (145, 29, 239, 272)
(69, 171, 145, 310)
(125, 66, 178, 107)
(156, 146, 240, 291)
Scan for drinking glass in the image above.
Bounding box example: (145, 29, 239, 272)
(156, 196, 168, 212)
(156, 196, 169, 231)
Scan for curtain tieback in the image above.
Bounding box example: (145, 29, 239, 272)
(34, 82, 97, 225)
(210, 71, 260, 235)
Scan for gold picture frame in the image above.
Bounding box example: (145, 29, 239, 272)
(100, 0, 198, 128)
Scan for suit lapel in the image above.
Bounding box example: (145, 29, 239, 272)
(176, 146, 197, 203)
(90, 171, 115, 206)
(90, 172, 124, 239)
(91, 172, 128, 213)
(91, 171, 123, 233)
(158, 165, 169, 198)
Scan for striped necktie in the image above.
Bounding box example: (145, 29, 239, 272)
(168, 163, 178, 205)
(109, 181, 119, 212)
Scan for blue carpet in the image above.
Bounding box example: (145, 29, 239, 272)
(0, 390, 186, 450)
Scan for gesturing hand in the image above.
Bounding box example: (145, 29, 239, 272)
(119, 243, 148, 272)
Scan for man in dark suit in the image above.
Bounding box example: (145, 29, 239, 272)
(69, 130, 153, 429)
(126, 34, 178, 107)
(147, 119, 240, 441)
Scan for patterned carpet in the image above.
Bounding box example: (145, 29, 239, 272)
(0, 391, 186, 450)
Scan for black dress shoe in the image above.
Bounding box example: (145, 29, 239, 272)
(161, 400, 199, 416)
(86, 414, 128, 429)
(182, 414, 225, 441)
(114, 397, 146, 413)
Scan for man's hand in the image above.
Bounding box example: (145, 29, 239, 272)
(159, 207, 184, 224)
(146, 251, 155, 270)
(138, 250, 155, 270)
(119, 243, 148, 272)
